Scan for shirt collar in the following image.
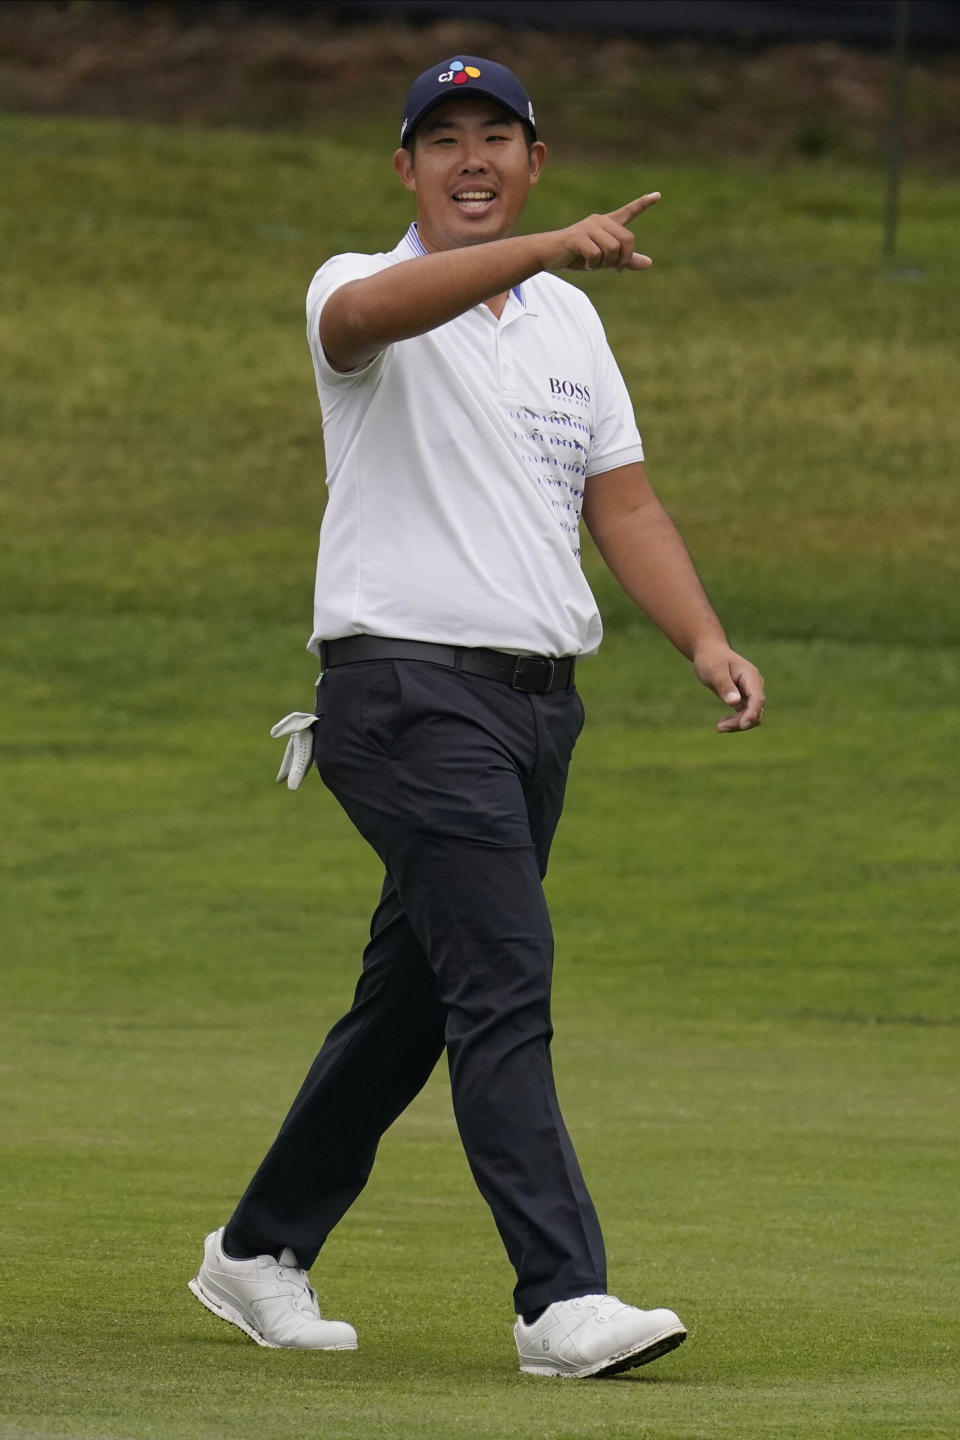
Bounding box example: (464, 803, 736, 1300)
(401, 222, 530, 311)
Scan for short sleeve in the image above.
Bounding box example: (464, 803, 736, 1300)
(305, 253, 387, 390)
(585, 324, 645, 478)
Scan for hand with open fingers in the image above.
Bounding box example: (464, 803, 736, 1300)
(544, 193, 661, 274)
(693, 645, 766, 733)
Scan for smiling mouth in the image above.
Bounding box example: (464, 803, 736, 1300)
(452, 190, 496, 209)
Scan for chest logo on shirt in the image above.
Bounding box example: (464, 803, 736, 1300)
(549, 376, 591, 406)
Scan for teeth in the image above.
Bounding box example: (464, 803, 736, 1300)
(455, 192, 494, 202)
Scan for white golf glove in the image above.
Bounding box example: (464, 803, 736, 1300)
(270, 711, 318, 791)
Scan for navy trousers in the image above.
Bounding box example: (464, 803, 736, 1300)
(224, 659, 607, 1314)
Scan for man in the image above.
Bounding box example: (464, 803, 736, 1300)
(189, 56, 764, 1379)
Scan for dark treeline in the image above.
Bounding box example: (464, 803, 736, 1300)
(117, 1, 960, 50)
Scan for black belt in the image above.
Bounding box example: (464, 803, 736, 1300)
(318, 635, 576, 694)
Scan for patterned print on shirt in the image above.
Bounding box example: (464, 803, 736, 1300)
(507, 406, 593, 560)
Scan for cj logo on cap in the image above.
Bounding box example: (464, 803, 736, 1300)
(438, 60, 481, 85)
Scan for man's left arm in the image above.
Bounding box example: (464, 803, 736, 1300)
(582, 462, 765, 733)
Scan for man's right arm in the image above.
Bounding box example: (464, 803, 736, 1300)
(320, 194, 660, 372)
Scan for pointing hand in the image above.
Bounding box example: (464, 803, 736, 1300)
(543, 193, 661, 273)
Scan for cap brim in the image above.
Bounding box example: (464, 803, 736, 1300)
(404, 89, 534, 144)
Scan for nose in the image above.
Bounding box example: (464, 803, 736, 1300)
(458, 144, 489, 173)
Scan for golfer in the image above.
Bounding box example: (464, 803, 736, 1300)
(189, 55, 765, 1379)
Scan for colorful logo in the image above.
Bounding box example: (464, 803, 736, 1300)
(438, 60, 482, 85)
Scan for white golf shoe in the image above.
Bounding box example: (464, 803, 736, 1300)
(188, 1228, 357, 1350)
(514, 1293, 686, 1378)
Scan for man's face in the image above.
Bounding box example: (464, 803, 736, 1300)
(393, 97, 546, 252)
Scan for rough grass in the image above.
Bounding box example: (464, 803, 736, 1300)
(3, 6, 960, 170)
(1, 113, 958, 1439)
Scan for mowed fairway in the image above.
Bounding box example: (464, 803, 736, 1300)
(1, 112, 958, 1439)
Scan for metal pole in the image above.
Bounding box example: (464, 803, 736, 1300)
(882, 0, 910, 261)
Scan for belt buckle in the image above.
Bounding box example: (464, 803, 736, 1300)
(511, 655, 555, 693)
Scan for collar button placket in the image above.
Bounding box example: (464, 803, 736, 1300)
(499, 330, 518, 396)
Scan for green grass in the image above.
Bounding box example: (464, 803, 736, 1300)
(1, 113, 958, 1438)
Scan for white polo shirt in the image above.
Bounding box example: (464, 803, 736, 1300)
(305, 223, 644, 659)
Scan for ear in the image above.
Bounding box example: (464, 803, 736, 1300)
(393, 147, 417, 193)
(528, 140, 547, 188)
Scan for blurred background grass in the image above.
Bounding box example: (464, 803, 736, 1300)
(3, 2, 960, 170)
(1, 6, 958, 1438)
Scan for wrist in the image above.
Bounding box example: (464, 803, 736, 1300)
(689, 631, 731, 665)
(529, 229, 567, 273)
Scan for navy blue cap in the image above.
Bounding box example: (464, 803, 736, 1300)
(400, 56, 537, 147)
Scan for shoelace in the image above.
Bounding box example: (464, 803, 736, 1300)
(275, 1264, 321, 1316)
(570, 1294, 623, 1320)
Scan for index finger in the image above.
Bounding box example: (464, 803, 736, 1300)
(607, 192, 661, 226)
